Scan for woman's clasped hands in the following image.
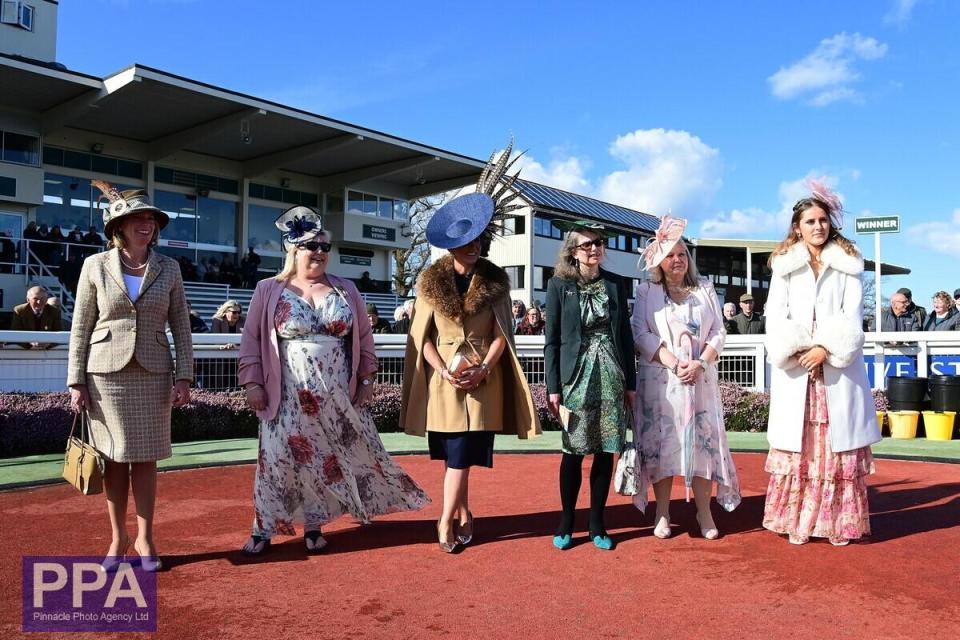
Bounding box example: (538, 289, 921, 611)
(440, 365, 487, 391)
(674, 359, 704, 386)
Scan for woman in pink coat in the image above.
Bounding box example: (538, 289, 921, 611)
(631, 216, 740, 540)
(237, 206, 428, 555)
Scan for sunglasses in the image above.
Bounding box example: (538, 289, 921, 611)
(297, 240, 332, 253)
(575, 238, 605, 251)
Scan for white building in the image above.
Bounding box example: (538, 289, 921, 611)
(0, 0, 482, 313)
(477, 179, 660, 307)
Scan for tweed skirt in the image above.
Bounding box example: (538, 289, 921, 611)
(86, 360, 173, 463)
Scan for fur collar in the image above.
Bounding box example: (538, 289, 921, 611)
(417, 255, 511, 323)
(771, 241, 864, 277)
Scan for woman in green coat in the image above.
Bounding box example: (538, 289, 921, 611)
(545, 220, 636, 551)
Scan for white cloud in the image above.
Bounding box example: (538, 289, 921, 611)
(884, 0, 920, 25)
(596, 128, 722, 215)
(906, 209, 960, 254)
(698, 173, 843, 239)
(767, 32, 887, 106)
(515, 152, 592, 194)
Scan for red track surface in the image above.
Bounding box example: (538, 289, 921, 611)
(2, 453, 958, 639)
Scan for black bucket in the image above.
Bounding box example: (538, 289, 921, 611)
(886, 376, 928, 412)
(929, 375, 960, 413)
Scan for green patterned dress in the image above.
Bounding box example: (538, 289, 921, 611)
(561, 278, 630, 455)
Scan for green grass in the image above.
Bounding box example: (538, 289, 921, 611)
(1, 431, 956, 490)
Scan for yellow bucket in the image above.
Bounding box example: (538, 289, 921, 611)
(888, 411, 919, 439)
(921, 411, 956, 441)
(875, 411, 885, 436)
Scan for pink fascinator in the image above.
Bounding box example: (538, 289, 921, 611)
(807, 177, 844, 229)
(640, 215, 687, 270)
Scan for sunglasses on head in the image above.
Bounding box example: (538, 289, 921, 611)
(297, 240, 332, 253)
(575, 238, 605, 251)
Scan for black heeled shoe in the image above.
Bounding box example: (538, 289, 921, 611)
(456, 511, 474, 545)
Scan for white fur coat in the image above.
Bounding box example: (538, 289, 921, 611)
(764, 242, 881, 453)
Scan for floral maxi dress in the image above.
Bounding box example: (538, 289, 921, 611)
(252, 289, 430, 538)
(560, 279, 630, 455)
(634, 289, 741, 513)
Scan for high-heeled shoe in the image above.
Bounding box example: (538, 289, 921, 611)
(788, 533, 809, 545)
(696, 513, 719, 540)
(133, 540, 163, 572)
(100, 536, 131, 573)
(829, 537, 850, 547)
(456, 511, 474, 545)
(437, 520, 459, 554)
(653, 515, 672, 539)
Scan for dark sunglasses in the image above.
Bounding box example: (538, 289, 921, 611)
(297, 240, 332, 253)
(575, 238, 605, 251)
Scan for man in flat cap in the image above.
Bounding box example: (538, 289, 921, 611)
(895, 287, 927, 327)
(732, 292, 765, 335)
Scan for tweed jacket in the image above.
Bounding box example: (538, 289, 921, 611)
(544, 269, 637, 395)
(11, 302, 62, 332)
(10, 302, 62, 348)
(67, 249, 193, 387)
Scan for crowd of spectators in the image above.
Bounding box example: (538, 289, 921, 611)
(175, 247, 262, 288)
(879, 287, 960, 332)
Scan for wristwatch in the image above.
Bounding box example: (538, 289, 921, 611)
(698, 357, 709, 369)
(361, 377, 373, 386)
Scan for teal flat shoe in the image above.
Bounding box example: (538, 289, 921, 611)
(592, 535, 614, 551)
(552, 534, 573, 550)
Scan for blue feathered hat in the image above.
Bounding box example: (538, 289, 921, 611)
(275, 205, 323, 250)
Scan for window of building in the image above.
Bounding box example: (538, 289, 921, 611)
(346, 189, 407, 219)
(37, 174, 136, 234)
(43, 146, 143, 179)
(533, 215, 562, 239)
(325, 192, 344, 214)
(247, 203, 284, 252)
(154, 166, 239, 196)
(248, 183, 318, 207)
(154, 190, 238, 249)
(534, 265, 554, 291)
(1, 130, 40, 166)
(503, 266, 525, 288)
(500, 216, 526, 236)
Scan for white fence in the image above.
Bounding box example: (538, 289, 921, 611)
(2, 330, 958, 394)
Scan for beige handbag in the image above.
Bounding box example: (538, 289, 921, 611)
(62, 411, 105, 495)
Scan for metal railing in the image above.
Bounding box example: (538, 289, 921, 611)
(2, 330, 958, 394)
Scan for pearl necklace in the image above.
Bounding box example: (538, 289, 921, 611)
(120, 252, 148, 270)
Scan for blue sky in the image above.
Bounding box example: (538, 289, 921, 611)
(60, 0, 959, 303)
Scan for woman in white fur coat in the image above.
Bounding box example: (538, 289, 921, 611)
(763, 181, 880, 546)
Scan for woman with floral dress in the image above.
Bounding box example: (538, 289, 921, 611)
(545, 220, 636, 551)
(238, 206, 429, 555)
(631, 215, 740, 540)
(763, 181, 879, 546)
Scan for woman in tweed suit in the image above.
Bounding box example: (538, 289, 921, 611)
(68, 181, 193, 572)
